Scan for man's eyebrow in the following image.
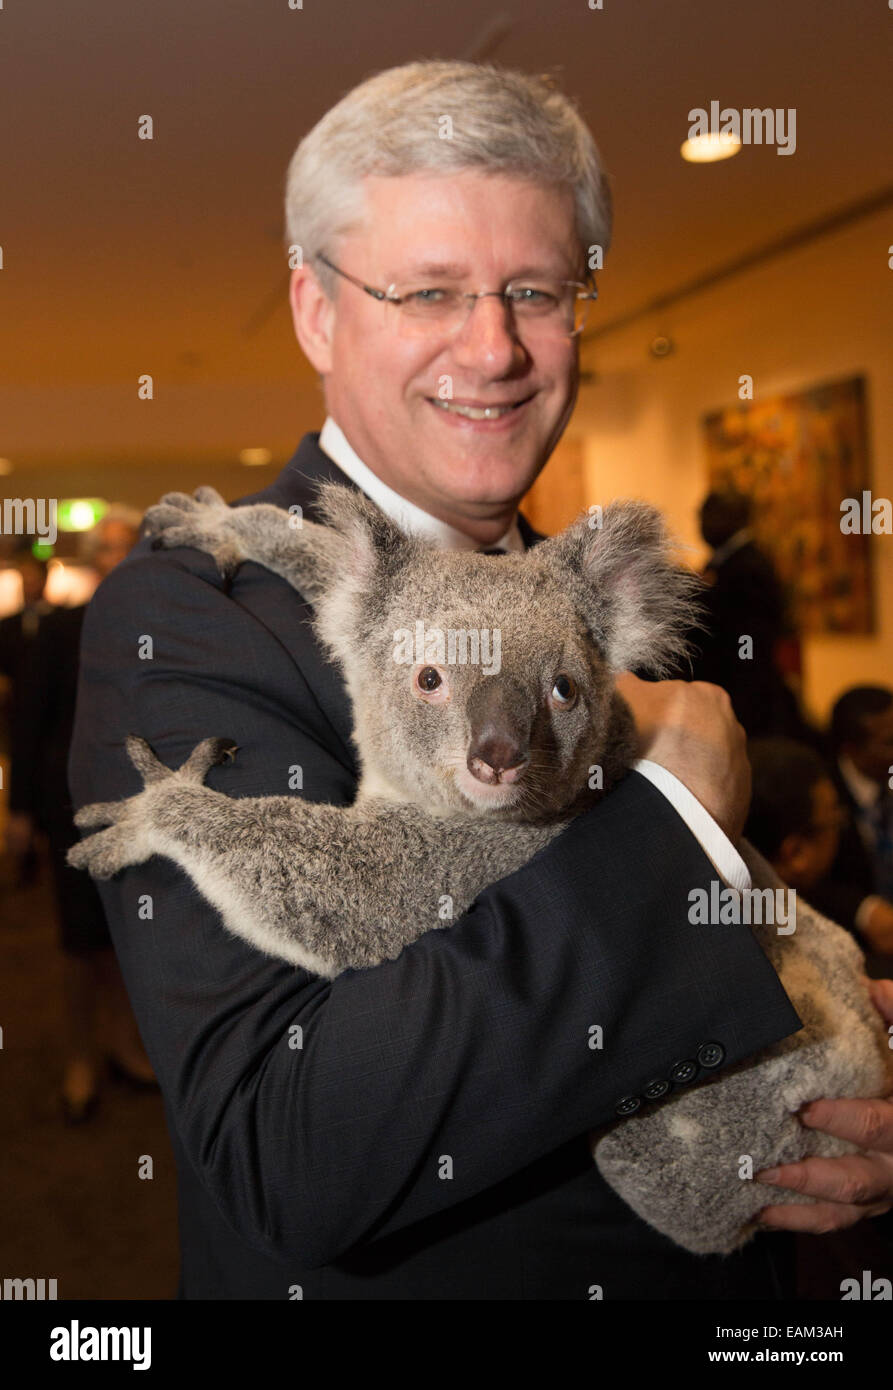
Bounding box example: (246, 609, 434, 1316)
(398, 261, 469, 280)
(396, 260, 576, 282)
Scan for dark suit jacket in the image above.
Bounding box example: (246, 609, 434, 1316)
(68, 433, 802, 1299)
(10, 603, 86, 826)
(0, 602, 58, 812)
(807, 759, 893, 977)
(688, 540, 807, 741)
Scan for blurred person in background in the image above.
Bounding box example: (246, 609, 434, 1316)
(0, 548, 54, 883)
(688, 490, 814, 742)
(746, 735, 893, 972)
(12, 506, 156, 1122)
(812, 686, 893, 964)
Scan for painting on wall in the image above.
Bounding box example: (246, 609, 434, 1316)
(702, 374, 874, 635)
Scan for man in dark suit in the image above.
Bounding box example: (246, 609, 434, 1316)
(808, 687, 893, 973)
(687, 490, 812, 742)
(67, 60, 893, 1299)
(0, 547, 53, 877)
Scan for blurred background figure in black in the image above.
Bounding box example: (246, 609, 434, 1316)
(746, 736, 893, 976)
(10, 507, 158, 1124)
(818, 686, 893, 951)
(0, 549, 54, 884)
(688, 489, 815, 742)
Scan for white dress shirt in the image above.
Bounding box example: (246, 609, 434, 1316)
(318, 415, 751, 892)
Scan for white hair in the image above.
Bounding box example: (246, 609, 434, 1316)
(284, 61, 612, 294)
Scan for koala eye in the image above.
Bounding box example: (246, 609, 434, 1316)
(413, 665, 449, 704)
(550, 673, 578, 709)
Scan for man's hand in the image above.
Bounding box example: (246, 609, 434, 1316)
(755, 978, 893, 1232)
(615, 673, 751, 842)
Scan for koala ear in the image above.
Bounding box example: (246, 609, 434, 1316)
(314, 482, 417, 578)
(539, 501, 705, 674)
(310, 482, 422, 664)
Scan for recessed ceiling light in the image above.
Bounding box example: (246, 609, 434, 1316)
(0, 458, 13, 475)
(680, 132, 741, 163)
(239, 448, 272, 467)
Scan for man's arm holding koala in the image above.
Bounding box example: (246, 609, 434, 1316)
(69, 543, 803, 1269)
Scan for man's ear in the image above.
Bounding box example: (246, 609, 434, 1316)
(289, 264, 335, 374)
(538, 501, 705, 674)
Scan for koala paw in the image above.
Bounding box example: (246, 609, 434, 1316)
(144, 486, 244, 575)
(67, 735, 239, 880)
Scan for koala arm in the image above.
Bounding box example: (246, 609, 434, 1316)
(143, 486, 328, 598)
(69, 734, 561, 977)
(68, 538, 803, 1272)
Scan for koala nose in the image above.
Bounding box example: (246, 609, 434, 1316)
(467, 736, 529, 785)
(466, 679, 531, 785)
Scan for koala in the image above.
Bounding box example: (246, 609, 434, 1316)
(68, 483, 891, 1256)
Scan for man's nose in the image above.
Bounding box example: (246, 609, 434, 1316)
(449, 295, 527, 376)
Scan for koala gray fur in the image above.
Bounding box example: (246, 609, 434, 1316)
(68, 482, 892, 1256)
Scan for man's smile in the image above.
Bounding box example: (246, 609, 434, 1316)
(426, 392, 536, 425)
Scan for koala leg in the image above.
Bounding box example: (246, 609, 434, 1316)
(591, 847, 892, 1255)
(70, 738, 560, 978)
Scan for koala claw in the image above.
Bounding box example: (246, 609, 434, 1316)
(143, 487, 243, 576)
(125, 734, 173, 785)
(67, 824, 136, 880)
(180, 737, 239, 781)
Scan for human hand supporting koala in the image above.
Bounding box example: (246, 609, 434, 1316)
(615, 672, 751, 843)
(68, 481, 893, 1255)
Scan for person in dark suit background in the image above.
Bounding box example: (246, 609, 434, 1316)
(688, 490, 814, 742)
(745, 736, 892, 964)
(806, 686, 893, 973)
(67, 60, 893, 1299)
(0, 548, 54, 881)
(15, 508, 157, 1122)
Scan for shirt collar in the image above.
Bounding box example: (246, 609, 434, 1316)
(838, 753, 882, 811)
(318, 417, 525, 554)
(709, 527, 753, 569)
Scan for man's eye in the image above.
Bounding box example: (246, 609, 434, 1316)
(507, 286, 558, 309)
(406, 288, 451, 307)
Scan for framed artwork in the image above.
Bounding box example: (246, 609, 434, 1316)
(702, 375, 874, 634)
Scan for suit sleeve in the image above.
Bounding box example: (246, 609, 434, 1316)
(68, 544, 803, 1270)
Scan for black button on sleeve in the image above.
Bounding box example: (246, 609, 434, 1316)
(669, 1059, 698, 1084)
(615, 1095, 641, 1116)
(697, 1041, 725, 1070)
(643, 1078, 671, 1100)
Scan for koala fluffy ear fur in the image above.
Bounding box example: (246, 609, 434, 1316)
(310, 482, 422, 665)
(539, 502, 705, 675)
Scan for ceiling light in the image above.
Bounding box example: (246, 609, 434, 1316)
(239, 448, 272, 467)
(680, 132, 741, 163)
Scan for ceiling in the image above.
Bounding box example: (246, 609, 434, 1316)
(1, 0, 890, 473)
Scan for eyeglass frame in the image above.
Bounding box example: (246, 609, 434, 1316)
(314, 252, 598, 338)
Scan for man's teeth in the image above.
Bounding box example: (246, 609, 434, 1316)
(432, 399, 522, 420)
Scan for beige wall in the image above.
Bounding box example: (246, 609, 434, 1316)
(565, 206, 893, 725)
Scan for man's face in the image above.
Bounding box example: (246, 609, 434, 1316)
(775, 777, 843, 892)
(295, 171, 583, 534)
(847, 705, 893, 786)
